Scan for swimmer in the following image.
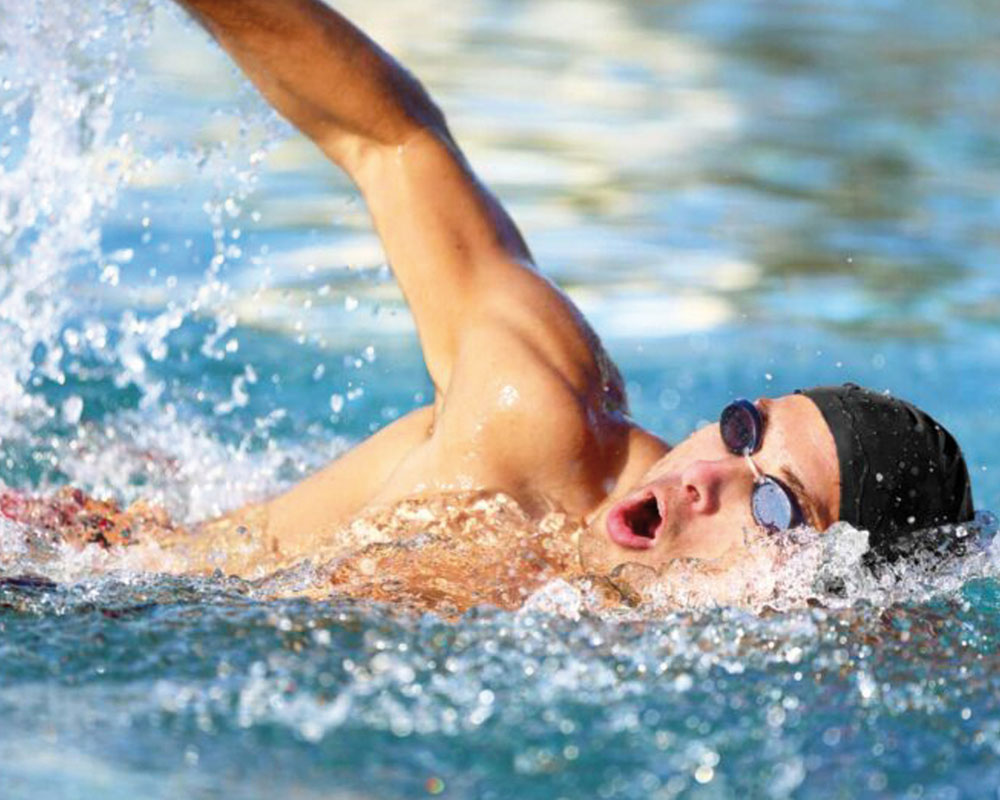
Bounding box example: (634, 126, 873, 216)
(4, 1, 975, 610)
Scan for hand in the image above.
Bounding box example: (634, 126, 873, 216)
(0, 487, 176, 549)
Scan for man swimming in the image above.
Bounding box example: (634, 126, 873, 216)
(0, 0, 975, 611)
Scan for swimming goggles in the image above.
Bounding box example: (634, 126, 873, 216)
(719, 399, 805, 533)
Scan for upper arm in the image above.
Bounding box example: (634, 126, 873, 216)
(181, 0, 602, 399)
(339, 127, 590, 396)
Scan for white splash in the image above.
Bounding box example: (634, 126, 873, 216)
(0, 1, 154, 434)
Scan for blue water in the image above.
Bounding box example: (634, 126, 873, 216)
(2, 0, 1000, 797)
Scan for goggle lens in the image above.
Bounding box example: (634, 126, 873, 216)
(720, 399, 806, 533)
(720, 399, 762, 455)
(752, 477, 803, 532)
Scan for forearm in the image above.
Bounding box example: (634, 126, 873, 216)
(174, 0, 447, 169)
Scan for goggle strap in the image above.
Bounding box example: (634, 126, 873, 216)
(744, 452, 764, 483)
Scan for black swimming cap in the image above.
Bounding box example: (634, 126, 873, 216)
(797, 384, 974, 562)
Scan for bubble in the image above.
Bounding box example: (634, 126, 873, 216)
(658, 387, 680, 411)
(693, 765, 714, 784)
(61, 395, 83, 425)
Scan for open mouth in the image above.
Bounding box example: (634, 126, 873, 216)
(606, 492, 662, 549)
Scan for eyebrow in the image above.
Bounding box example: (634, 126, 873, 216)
(777, 466, 822, 530)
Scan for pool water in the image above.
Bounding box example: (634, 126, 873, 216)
(2, 0, 1000, 797)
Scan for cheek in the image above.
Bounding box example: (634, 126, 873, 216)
(670, 505, 754, 561)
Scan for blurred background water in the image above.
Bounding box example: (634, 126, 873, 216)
(1, 0, 1000, 797)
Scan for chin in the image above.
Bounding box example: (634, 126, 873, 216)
(577, 521, 616, 573)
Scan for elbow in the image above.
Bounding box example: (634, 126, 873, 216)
(329, 121, 450, 184)
(330, 109, 453, 182)
(318, 69, 453, 176)
(389, 61, 449, 138)
(403, 83, 448, 138)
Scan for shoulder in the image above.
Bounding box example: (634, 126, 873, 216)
(430, 305, 630, 508)
(456, 264, 626, 407)
(440, 291, 624, 431)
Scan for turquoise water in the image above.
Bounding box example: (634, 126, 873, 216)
(2, 0, 1000, 797)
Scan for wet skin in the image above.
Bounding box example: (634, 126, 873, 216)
(581, 395, 841, 574)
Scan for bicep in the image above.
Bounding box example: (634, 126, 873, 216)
(345, 129, 543, 392)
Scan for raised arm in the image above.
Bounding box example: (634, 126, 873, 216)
(176, 0, 447, 165)
(174, 0, 558, 395)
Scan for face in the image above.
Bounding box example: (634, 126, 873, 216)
(581, 394, 840, 573)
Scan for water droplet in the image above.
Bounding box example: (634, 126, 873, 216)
(100, 264, 120, 286)
(694, 765, 714, 784)
(61, 395, 83, 425)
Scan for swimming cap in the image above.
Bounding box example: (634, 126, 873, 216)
(797, 384, 974, 562)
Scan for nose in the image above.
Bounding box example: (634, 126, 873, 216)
(680, 459, 743, 516)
